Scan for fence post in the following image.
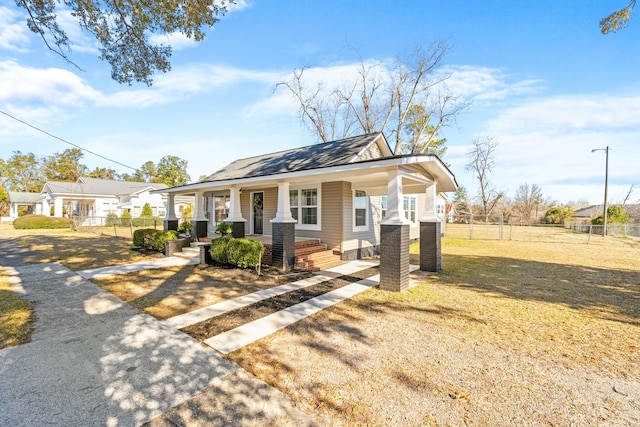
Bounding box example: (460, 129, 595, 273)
(469, 214, 474, 240)
(499, 214, 504, 240)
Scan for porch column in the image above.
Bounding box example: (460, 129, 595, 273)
(420, 182, 441, 272)
(163, 194, 178, 231)
(10, 202, 17, 219)
(270, 181, 296, 271)
(41, 198, 50, 216)
(54, 198, 63, 218)
(225, 186, 246, 238)
(380, 169, 411, 292)
(192, 190, 208, 238)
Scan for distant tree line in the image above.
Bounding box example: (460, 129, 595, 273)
(0, 148, 191, 192)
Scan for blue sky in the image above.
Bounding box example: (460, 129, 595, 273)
(1, 1, 639, 205)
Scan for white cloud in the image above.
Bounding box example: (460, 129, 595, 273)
(148, 32, 198, 51)
(0, 6, 30, 52)
(442, 65, 543, 102)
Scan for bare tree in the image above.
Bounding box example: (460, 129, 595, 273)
(465, 137, 504, 219)
(621, 184, 635, 205)
(513, 183, 544, 224)
(277, 42, 467, 155)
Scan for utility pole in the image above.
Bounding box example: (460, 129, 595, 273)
(591, 146, 609, 236)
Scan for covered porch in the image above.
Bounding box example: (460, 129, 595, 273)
(161, 154, 456, 291)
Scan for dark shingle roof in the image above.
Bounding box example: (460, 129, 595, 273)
(201, 133, 385, 182)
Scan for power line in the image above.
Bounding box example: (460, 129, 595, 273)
(0, 110, 137, 171)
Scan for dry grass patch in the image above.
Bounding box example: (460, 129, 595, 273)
(92, 264, 289, 320)
(229, 233, 640, 426)
(0, 223, 163, 270)
(0, 268, 34, 349)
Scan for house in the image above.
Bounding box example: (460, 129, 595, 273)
(6, 191, 44, 219)
(160, 133, 457, 291)
(574, 204, 640, 223)
(41, 177, 171, 221)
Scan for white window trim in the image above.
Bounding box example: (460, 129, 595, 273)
(380, 195, 419, 227)
(290, 185, 321, 231)
(352, 189, 369, 232)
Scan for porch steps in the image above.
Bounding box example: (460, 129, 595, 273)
(294, 248, 344, 271)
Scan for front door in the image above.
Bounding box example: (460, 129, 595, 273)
(253, 192, 264, 234)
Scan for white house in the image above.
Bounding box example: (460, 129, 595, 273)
(41, 177, 171, 220)
(160, 133, 457, 291)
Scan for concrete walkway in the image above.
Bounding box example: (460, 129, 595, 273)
(0, 240, 314, 427)
(76, 252, 199, 280)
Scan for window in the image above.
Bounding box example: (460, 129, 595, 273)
(353, 190, 368, 231)
(289, 190, 298, 221)
(404, 196, 417, 223)
(380, 195, 418, 224)
(214, 196, 229, 223)
(289, 187, 320, 230)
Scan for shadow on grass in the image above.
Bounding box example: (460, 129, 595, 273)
(433, 253, 640, 326)
(14, 233, 164, 270)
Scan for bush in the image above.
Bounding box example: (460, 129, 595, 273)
(154, 230, 180, 253)
(133, 228, 157, 247)
(13, 215, 70, 229)
(141, 203, 153, 217)
(209, 237, 264, 268)
(210, 236, 232, 265)
(215, 221, 232, 236)
(121, 211, 132, 226)
(542, 206, 573, 224)
(105, 212, 119, 226)
(592, 205, 629, 225)
(177, 220, 193, 233)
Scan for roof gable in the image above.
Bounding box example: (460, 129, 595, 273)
(202, 133, 389, 182)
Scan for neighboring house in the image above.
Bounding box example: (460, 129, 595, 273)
(7, 191, 44, 219)
(160, 133, 457, 291)
(41, 177, 171, 221)
(574, 204, 640, 223)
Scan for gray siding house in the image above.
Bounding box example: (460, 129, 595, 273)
(161, 133, 457, 291)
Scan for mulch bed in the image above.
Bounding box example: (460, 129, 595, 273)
(180, 266, 379, 341)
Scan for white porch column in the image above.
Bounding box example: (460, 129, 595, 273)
(420, 181, 439, 222)
(41, 198, 50, 216)
(10, 203, 17, 219)
(272, 181, 296, 223)
(224, 186, 246, 238)
(380, 169, 410, 226)
(225, 186, 246, 223)
(270, 181, 297, 271)
(163, 193, 178, 231)
(379, 168, 411, 292)
(420, 181, 442, 273)
(54, 198, 63, 217)
(165, 194, 177, 221)
(191, 190, 208, 238)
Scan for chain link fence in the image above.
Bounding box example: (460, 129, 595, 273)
(70, 216, 162, 239)
(445, 215, 640, 243)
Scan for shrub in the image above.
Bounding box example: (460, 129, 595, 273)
(141, 202, 153, 217)
(542, 206, 573, 224)
(121, 211, 132, 226)
(177, 220, 193, 233)
(592, 205, 629, 225)
(13, 215, 70, 229)
(210, 236, 232, 265)
(227, 238, 265, 268)
(105, 212, 119, 226)
(215, 221, 232, 236)
(133, 228, 157, 247)
(154, 230, 180, 253)
(209, 237, 264, 269)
